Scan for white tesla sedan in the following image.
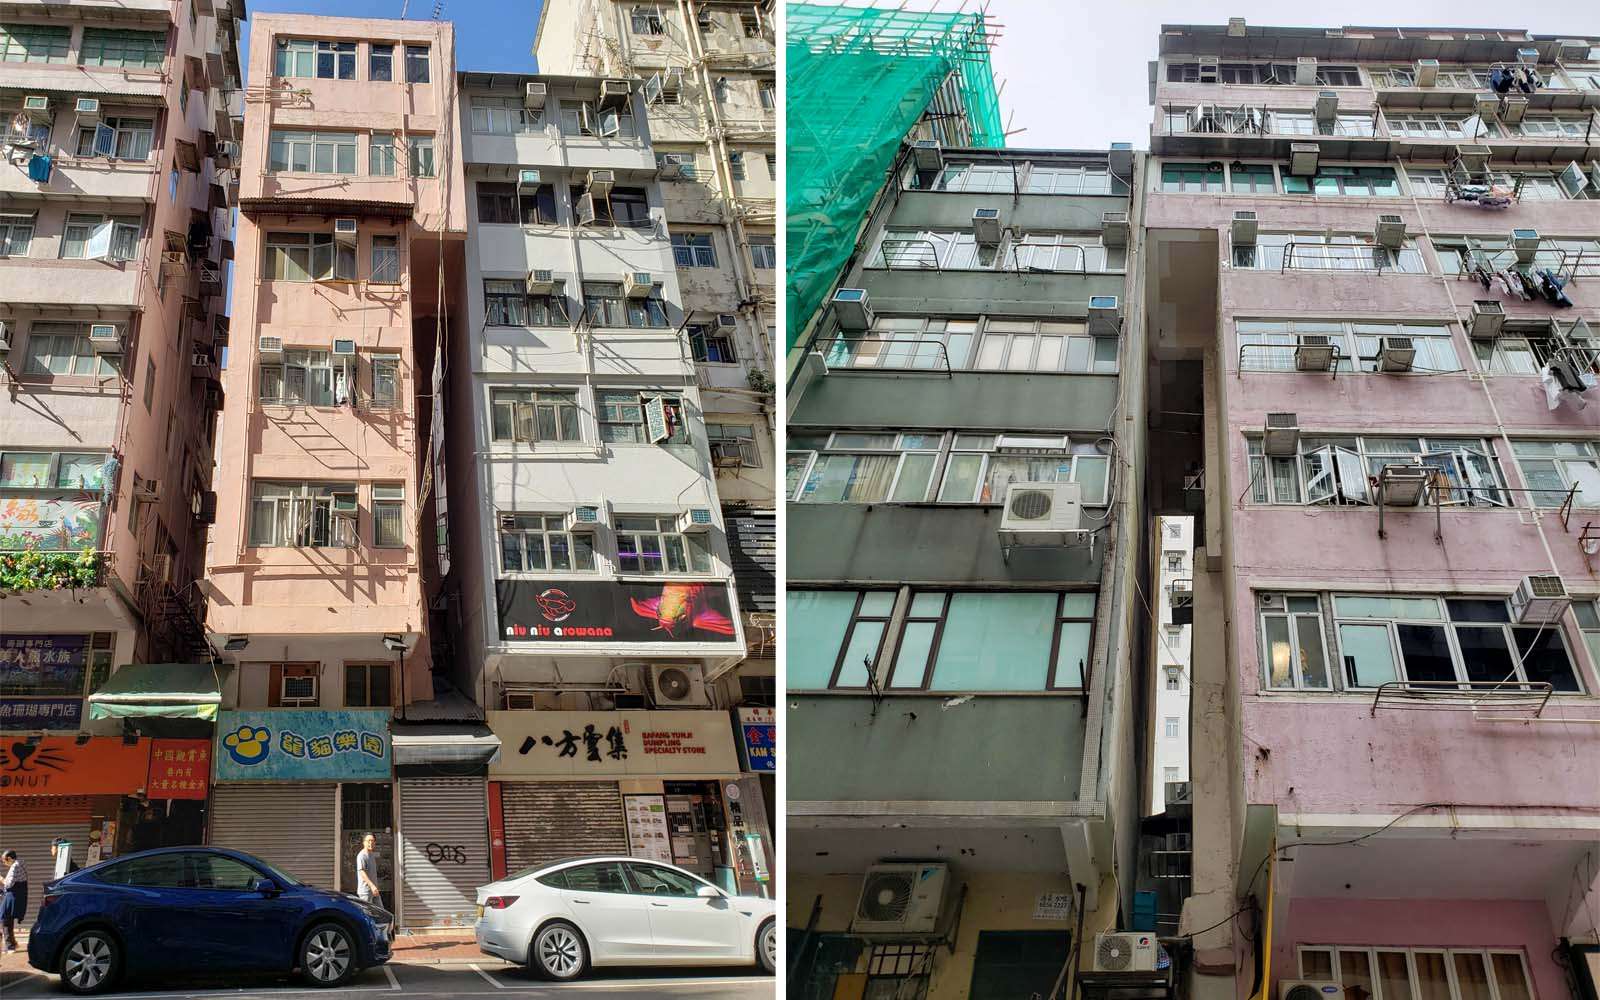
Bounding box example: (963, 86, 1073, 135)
(474, 856, 777, 980)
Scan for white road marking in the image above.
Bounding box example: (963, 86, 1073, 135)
(382, 965, 400, 990)
(471, 963, 509, 989)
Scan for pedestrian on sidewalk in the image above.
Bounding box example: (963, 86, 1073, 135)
(355, 833, 385, 912)
(1, 849, 27, 953)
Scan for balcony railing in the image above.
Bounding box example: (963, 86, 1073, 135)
(819, 335, 953, 375)
(1370, 680, 1554, 717)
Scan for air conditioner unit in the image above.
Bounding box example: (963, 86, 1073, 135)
(526, 269, 556, 294)
(1258, 593, 1286, 610)
(716, 314, 737, 329)
(676, 507, 714, 534)
(1294, 335, 1336, 371)
(832, 288, 873, 331)
(1108, 142, 1134, 178)
(1512, 228, 1540, 264)
(1377, 335, 1415, 372)
(660, 68, 683, 97)
(1414, 59, 1439, 87)
(853, 863, 948, 934)
(649, 663, 710, 708)
(1379, 464, 1430, 505)
(22, 95, 48, 117)
(524, 81, 547, 109)
(161, 251, 187, 276)
(1102, 211, 1130, 248)
(1314, 90, 1338, 121)
(1227, 17, 1246, 37)
(598, 78, 630, 111)
(972, 208, 1001, 245)
(518, 168, 541, 187)
(1295, 56, 1318, 86)
(623, 271, 654, 298)
(1196, 57, 1219, 84)
(1281, 982, 1347, 1000)
(587, 168, 615, 197)
(711, 440, 746, 468)
(88, 323, 122, 353)
(1093, 932, 1158, 972)
(330, 491, 358, 517)
(1516, 47, 1539, 66)
(911, 138, 943, 172)
(1375, 214, 1407, 249)
(191, 351, 213, 368)
(1231, 210, 1258, 245)
(1468, 300, 1505, 339)
(1557, 39, 1591, 60)
(1500, 96, 1528, 124)
(331, 338, 356, 357)
(258, 335, 284, 356)
(195, 490, 218, 525)
(1087, 295, 1121, 337)
(1289, 142, 1320, 176)
(74, 97, 101, 122)
(999, 482, 1084, 545)
(216, 140, 239, 167)
(1511, 574, 1568, 623)
(1474, 92, 1501, 119)
(133, 478, 161, 503)
(333, 218, 357, 242)
(1263, 413, 1299, 457)
(566, 504, 604, 532)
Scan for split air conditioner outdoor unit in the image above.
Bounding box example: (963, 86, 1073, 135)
(910, 139, 943, 172)
(971, 208, 1001, 245)
(597, 78, 630, 111)
(998, 482, 1084, 548)
(832, 288, 873, 331)
(1379, 464, 1430, 505)
(1469, 300, 1506, 339)
(1093, 932, 1158, 972)
(524, 82, 547, 109)
(88, 323, 122, 353)
(1375, 214, 1407, 249)
(1289, 142, 1319, 177)
(258, 335, 284, 356)
(1414, 59, 1439, 87)
(74, 98, 101, 122)
(526, 269, 557, 294)
(1263, 413, 1299, 457)
(566, 504, 605, 532)
(676, 507, 714, 534)
(1231, 210, 1258, 245)
(649, 663, 710, 708)
(1377, 335, 1416, 372)
(1295, 57, 1318, 86)
(1511, 574, 1569, 623)
(1500, 96, 1529, 124)
(1087, 295, 1121, 337)
(1280, 983, 1347, 1000)
(1101, 211, 1130, 247)
(623, 271, 654, 298)
(331, 338, 356, 357)
(1294, 335, 1336, 371)
(853, 863, 948, 934)
(1470, 91, 1500, 120)
(587, 169, 615, 197)
(333, 218, 357, 242)
(1513, 229, 1541, 264)
(1314, 90, 1339, 121)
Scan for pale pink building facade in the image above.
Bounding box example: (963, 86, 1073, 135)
(1145, 22, 1600, 1000)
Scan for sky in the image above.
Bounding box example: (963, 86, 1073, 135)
(984, 0, 1600, 149)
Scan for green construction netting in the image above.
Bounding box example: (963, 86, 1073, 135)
(786, 3, 1003, 353)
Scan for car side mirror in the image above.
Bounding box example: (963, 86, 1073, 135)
(696, 885, 721, 899)
(251, 877, 282, 896)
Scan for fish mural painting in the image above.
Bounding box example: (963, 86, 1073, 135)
(496, 579, 741, 644)
(630, 583, 736, 638)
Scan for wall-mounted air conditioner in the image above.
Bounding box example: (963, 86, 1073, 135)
(133, 477, 161, 503)
(1468, 300, 1505, 339)
(1516, 47, 1539, 66)
(1289, 142, 1319, 177)
(911, 138, 943, 172)
(1231, 210, 1258, 245)
(1197, 57, 1219, 84)
(1227, 17, 1246, 36)
(22, 95, 48, 117)
(1379, 464, 1430, 505)
(853, 863, 948, 934)
(1093, 932, 1158, 972)
(518, 168, 541, 187)
(526, 269, 557, 294)
(1474, 92, 1501, 119)
(832, 288, 873, 331)
(1087, 295, 1121, 337)
(1512, 228, 1540, 264)
(972, 208, 1001, 245)
(216, 140, 239, 167)
(1377, 336, 1415, 372)
(1500, 96, 1528, 124)
(1314, 90, 1339, 121)
(1280, 983, 1347, 1000)
(1557, 39, 1591, 60)
(1374, 214, 1406, 249)
(1295, 56, 1318, 86)
(1102, 211, 1130, 247)
(716, 314, 737, 329)
(1511, 574, 1568, 624)
(1263, 413, 1299, 457)
(1414, 59, 1439, 87)
(331, 338, 356, 357)
(88, 323, 122, 353)
(258, 335, 284, 356)
(999, 482, 1084, 547)
(74, 98, 101, 122)
(649, 663, 710, 708)
(566, 504, 605, 532)
(333, 218, 357, 242)
(598, 78, 630, 111)
(586, 168, 615, 197)
(524, 81, 547, 109)
(676, 507, 714, 534)
(623, 271, 654, 298)
(1294, 335, 1336, 371)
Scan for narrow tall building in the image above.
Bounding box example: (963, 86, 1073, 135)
(1145, 21, 1600, 998)
(0, 0, 241, 861)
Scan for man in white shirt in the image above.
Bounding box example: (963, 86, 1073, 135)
(1, 850, 27, 952)
(355, 833, 383, 909)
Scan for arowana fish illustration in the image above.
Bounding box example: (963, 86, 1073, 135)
(630, 584, 734, 638)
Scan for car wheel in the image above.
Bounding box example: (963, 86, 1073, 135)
(300, 922, 357, 988)
(757, 919, 777, 974)
(529, 921, 588, 981)
(59, 928, 119, 996)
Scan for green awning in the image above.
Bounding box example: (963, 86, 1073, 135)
(88, 663, 227, 721)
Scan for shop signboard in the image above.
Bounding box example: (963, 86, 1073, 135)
(0, 634, 89, 696)
(0, 735, 150, 795)
(146, 738, 212, 800)
(496, 580, 741, 644)
(735, 706, 774, 773)
(487, 710, 740, 778)
(213, 709, 391, 782)
(0, 697, 82, 730)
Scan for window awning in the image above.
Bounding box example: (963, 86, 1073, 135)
(391, 724, 502, 766)
(87, 663, 227, 721)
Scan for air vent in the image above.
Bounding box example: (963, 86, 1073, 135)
(832, 288, 873, 331)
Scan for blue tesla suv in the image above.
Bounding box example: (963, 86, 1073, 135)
(27, 846, 392, 995)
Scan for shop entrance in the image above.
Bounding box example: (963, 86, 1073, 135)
(662, 781, 729, 880)
(120, 799, 206, 853)
(340, 782, 394, 906)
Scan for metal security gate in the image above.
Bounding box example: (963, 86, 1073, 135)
(210, 784, 337, 889)
(500, 781, 626, 873)
(398, 777, 488, 928)
(0, 797, 94, 875)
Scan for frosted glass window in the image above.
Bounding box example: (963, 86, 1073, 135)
(1339, 623, 1398, 687)
(930, 593, 1057, 690)
(786, 591, 857, 689)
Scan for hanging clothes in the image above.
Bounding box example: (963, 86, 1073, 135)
(1536, 269, 1573, 308)
(1471, 264, 1495, 291)
(1490, 66, 1513, 93)
(26, 153, 51, 182)
(1516, 270, 1542, 301)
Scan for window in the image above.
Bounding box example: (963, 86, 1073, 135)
(268, 130, 357, 174)
(404, 44, 429, 83)
(75, 117, 155, 161)
(625, 863, 704, 897)
(1573, 600, 1600, 671)
(728, 152, 746, 180)
(672, 232, 718, 267)
(344, 663, 392, 708)
(789, 431, 942, 504)
(186, 854, 260, 891)
(1259, 595, 1332, 690)
(490, 389, 581, 442)
(1165, 672, 1181, 691)
(498, 513, 595, 572)
(1435, 237, 1600, 281)
(369, 133, 396, 176)
(1024, 163, 1125, 195)
(263, 232, 355, 282)
(1012, 233, 1126, 273)
(926, 162, 1015, 193)
(630, 8, 664, 34)
(1247, 435, 1504, 508)
(61, 214, 140, 261)
(371, 236, 400, 284)
(79, 29, 165, 69)
(713, 77, 729, 102)
(1161, 163, 1225, 193)
(937, 434, 1113, 506)
(1235, 233, 1424, 274)
(1236, 320, 1460, 374)
(969, 932, 1071, 1000)
(1510, 440, 1600, 508)
(873, 228, 996, 270)
(758, 80, 775, 110)
(560, 101, 636, 139)
(614, 515, 711, 575)
(574, 186, 651, 228)
(0, 450, 109, 488)
(706, 423, 760, 466)
(272, 38, 355, 79)
(894, 592, 1095, 691)
(583, 281, 666, 328)
(1282, 166, 1401, 197)
(470, 96, 535, 135)
(370, 353, 400, 407)
(477, 183, 519, 224)
(689, 324, 736, 363)
(371, 485, 404, 547)
(407, 135, 435, 177)
(1514, 116, 1590, 138)
(597, 392, 688, 444)
(258, 349, 344, 405)
(0, 213, 34, 256)
(485, 279, 567, 327)
(1269, 110, 1376, 137)
(1383, 112, 1486, 140)
(369, 43, 393, 82)
(248, 481, 358, 547)
(741, 12, 763, 37)
(817, 315, 974, 371)
(1166, 553, 1184, 572)
(1164, 717, 1180, 739)
(0, 23, 70, 63)
(1228, 163, 1277, 193)
(98, 854, 187, 888)
(971, 318, 1117, 374)
(562, 862, 629, 894)
(787, 590, 895, 688)
(1298, 946, 1533, 1000)
(748, 236, 775, 269)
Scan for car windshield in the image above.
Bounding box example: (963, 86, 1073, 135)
(250, 858, 303, 887)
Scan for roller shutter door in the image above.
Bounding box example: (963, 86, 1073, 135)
(210, 784, 336, 889)
(500, 781, 626, 873)
(398, 777, 489, 928)
(0, 797, 94, 877)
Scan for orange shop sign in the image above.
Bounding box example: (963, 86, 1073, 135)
(146, 739, 211, 800)
(0, 735, 152, 796)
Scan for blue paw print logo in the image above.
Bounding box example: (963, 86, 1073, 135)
(223, 725, 271, 765)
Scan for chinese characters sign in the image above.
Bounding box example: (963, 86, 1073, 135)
(0, 736, 150, 795)
(496, 580, 741, 645)
(487, 710, 739, 778)
(0, 496, 102, 551)
(212, 709, 391, 782)
(736, 707, 774, 773)
(1, 634, 88, 696)
(0, 697, 82, 730)
(146, 739, 211, 800)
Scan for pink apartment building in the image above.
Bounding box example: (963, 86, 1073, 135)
(1146, 22, 1600, 1000)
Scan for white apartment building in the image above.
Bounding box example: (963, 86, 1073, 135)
(1151, 514, 1193, 814)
